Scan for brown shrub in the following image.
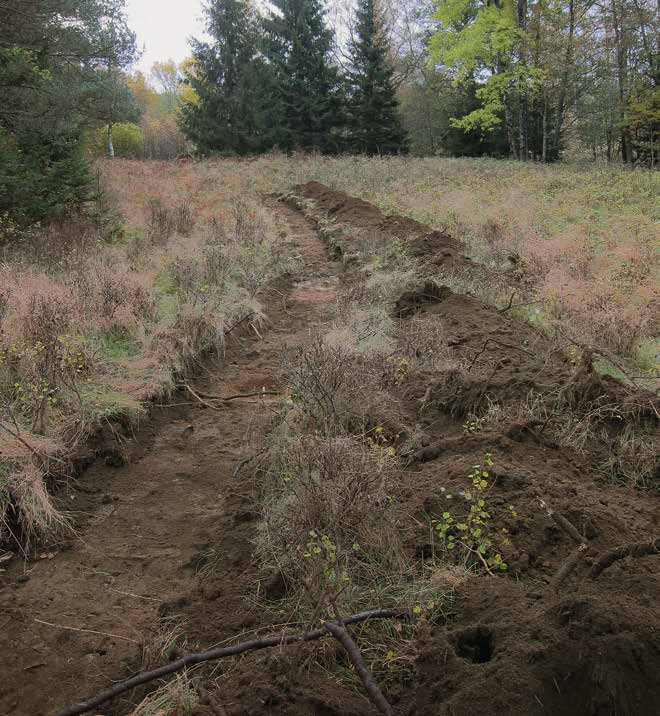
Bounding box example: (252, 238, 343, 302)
(283, 334, 404, 437)
(257, 435, 403, 594)
(1, 463, 69, 549)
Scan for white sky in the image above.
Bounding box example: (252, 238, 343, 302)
(126, 0, 208, 75)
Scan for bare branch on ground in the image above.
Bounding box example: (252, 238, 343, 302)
(55, 609, 410, 716)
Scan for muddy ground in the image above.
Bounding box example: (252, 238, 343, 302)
(1, 188, 658, 716)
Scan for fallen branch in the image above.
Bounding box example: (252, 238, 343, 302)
(55, 609, 409, 716)
(181, 384, 224, 411)
(590, 537, 660, 579)
(538, 498, 586, 545)
(551, 543, 588, 591)
(467, 338, 535, 371)
(498, 296, 548, 315)
(324, 622, 393, 716)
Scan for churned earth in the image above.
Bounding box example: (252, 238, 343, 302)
(1, 187, 658, 716)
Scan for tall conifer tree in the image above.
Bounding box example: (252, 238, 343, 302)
(262, 0, 343, 152)
(180, 0, 270, 153)
(348, 0, 407, 155)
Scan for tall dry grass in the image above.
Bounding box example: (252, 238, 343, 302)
(0, 159, 297, 550)
(104, 156, 657, 372)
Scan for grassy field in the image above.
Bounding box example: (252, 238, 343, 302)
(0, 159, 297, 548)
(1, 155, 657, 549)
(2, 157, 659, 716)
(105, 156, 660, 369)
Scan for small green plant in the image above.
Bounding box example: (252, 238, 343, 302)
(366, 425, 397, 457)
(302, 530, 350, 586)
(387, 355, 411, 385)
(462, 417, 484, 434)
(431, 454, 513, 573)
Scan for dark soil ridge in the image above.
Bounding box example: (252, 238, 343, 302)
(283, 183, 660, 716)
(294, 180, 475, 269)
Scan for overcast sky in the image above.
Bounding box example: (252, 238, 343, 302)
(126, 0, 208, 75)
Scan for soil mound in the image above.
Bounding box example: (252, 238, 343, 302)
(413, 575, 660, 716)
(296, 181, 466, 262)
(297, 184, 660, 716)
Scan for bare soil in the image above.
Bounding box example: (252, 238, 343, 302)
(1, 188, 659, 716)
(0, 198, 346, 715)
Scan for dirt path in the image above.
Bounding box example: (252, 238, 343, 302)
(0, 198, 338, 716)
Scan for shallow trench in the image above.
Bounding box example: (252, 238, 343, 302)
(0, 198, 339, 716)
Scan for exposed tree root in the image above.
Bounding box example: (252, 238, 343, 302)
(551, 543, 588, 591)
(538, 498, 586, 545)
(591, 537, 660, 579)
(324, 621, 393, 716)
(56, 609, 410, 716)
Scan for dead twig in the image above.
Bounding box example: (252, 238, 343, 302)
(193, 389, 280, 402)
(0, 420, 66, 465)
(538, 498, 590, 590)
(591, 537, 660, 579)
(467, 338, 535, 372)
(181, 384, 224, 412)
(232, 448, 268, 479)
(33, 618, 140, 645)
(498, 295, 548, 315)
(538, 498, 586, 545)
(324, 622, 393, 716)
(55, 609, 410, 716)
(223, 312, 255, 337)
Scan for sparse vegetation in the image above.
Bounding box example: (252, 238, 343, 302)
(0, 162, 297, 549)
(1, 157, 657, 716)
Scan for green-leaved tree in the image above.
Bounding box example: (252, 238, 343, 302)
(0, 0, 138, 222)
(180, 0, 271, 154)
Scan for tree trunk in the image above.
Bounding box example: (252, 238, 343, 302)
(107, 122, 115, 158)
(517, 0, 529, 160)
(504, 95, 518, 159)
(610, 0, 633, 163)
(542, 96, 548, 162)
(552, 0, 575, 160)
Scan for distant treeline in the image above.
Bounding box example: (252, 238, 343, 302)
(1, 0, 657, 225)
(180, 0, 407, 157)
(182, 0, 658, 164)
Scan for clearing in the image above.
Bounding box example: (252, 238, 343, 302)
(0, 160, 658, 716)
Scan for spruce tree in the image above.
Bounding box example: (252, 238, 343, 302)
(262, 0, 343, 152)
(348, 0, 407, 155)
(180, 0, 270, 154)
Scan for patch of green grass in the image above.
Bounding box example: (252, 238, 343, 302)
(77, 383, 145, 421)
(87, 328, 141, 362)
(154, 266, 177, 296)
(635, 339, 659, 374)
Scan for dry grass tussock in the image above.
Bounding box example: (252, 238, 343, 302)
(0, 161, 298, 550)
(252, 236, 461, 693)
(128, 673, 199, 716)
(477, 392, 659, 489)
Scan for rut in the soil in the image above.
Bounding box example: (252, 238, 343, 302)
(2, 188, 659, 716)
(0, 198, 339, 716)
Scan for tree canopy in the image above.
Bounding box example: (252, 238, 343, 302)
(0, 0, 139, 222)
